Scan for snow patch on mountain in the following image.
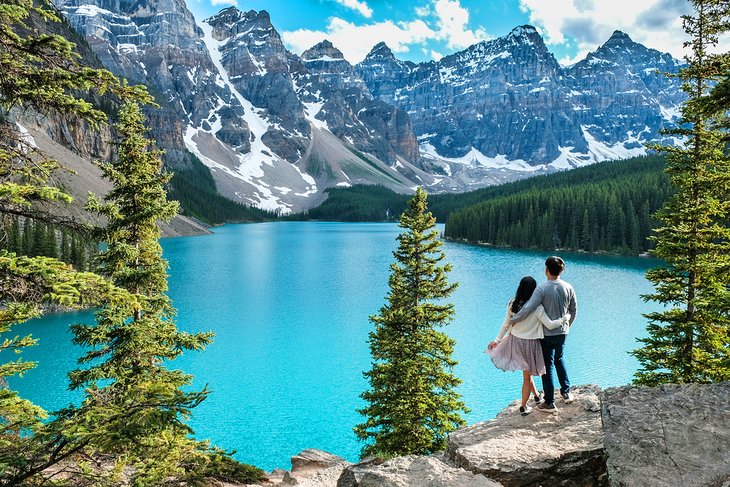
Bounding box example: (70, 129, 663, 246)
(183, 17, 318, 212)
(581, 126, 648, 161)
(420, 143, 544, 175)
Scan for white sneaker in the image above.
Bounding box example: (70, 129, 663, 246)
(561, 391, 575, 404)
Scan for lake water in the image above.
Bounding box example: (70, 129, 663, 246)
(12, 222, 657, 471)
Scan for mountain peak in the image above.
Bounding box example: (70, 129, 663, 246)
(206, 6, 242, 23)
(206, 7, 273, 26)
(364, 42, 395, 60)
(593, 30, 643, 57)
(508, 24, 541, 43)
(606, 30, 633, 44)
(302, 40, 345, 61)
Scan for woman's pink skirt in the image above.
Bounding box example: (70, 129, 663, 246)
(485, 334, 546, 376)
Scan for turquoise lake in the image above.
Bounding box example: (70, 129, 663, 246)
(12, 222, 657, 471)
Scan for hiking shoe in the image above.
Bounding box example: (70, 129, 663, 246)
(561, 391, 575, 404)
(537, 402, 558, 413)
(520, 405, 533, 416)
(534, 392, 544, 405)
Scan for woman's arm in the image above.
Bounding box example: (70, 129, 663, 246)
(488, 305, 512, 349)
(535, 305, 571, 330)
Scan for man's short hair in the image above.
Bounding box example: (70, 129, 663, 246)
(546, 256, 565, 276)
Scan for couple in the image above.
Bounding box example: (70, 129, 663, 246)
(486, 256, 577, 415)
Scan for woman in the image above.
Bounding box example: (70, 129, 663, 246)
(486, 276, 570, 416)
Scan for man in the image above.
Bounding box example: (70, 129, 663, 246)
(509, 256, 577, 413)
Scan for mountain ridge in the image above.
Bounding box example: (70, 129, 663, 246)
(53, 1, 685, 213)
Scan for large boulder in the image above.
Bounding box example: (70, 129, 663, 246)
(602, 382, 730, 487)
(291, 449, 349, 476)
(446, 385, 607, 486)
(337, 455, 501, 487)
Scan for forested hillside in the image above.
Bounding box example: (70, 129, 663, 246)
(289, 185, 409, 222)
(294, 156, 671, 254)
(168, 152, 278, 224)
(444, 156, 670, 254)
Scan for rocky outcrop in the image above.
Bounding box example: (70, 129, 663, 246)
(337, 455, 501, 487)
(447, 385, 606, 486)
(602, 382, 730, 487)
(259, 383, 728, 487)
(291, 449, 349, 478)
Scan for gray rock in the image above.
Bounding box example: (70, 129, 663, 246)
(447, 385, 607, 486)
(292, 449, 349, 476)
(602, 382, 730, 487)
(337, 455, 501, 487)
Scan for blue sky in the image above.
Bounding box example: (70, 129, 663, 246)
(186, 0, 696, 65)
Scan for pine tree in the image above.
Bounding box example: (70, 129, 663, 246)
(60, 229, 70, 262)
(355, 187, 468, 458)
(0, 2, 146, 483)
(0, 254, 137, 486)
(633, 0, 730, 385)
(9, 217, 21, 254)
(64, 102, 261, 485)
(21, 218, 32, 255)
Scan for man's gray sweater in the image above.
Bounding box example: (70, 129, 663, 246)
(509, 279, 577, 336)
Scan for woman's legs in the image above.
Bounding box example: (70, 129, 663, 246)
(521, 370, 532, 407)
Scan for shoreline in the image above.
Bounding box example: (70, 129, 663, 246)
(442, 235, 657, 260)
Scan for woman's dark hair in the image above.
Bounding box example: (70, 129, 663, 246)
(511, 276, 537, 313)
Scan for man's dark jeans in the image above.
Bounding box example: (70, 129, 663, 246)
(540, 334, 570, 405)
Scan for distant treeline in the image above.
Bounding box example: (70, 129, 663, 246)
(290, 155, 672, 254)
(168, 152, 278, 224)
(444, 156, 670, 254)
(287, 184, 409, 222)
(0, 216, 96, 270)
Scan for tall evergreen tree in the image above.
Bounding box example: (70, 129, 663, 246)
(633, 0, 730, 385)
(0, 254, 136, 486)
(66, 102, 210, 484)
(0, 2, 148, 484)
(355, 187, 468, 458)
(65, 103, 262, 485)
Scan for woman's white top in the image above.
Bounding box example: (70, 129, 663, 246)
(494, 301, 567, 341)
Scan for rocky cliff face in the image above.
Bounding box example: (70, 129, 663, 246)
(55, 1, 685, 212)
(55, 2, 424, 213)
(356, 26, 684, 183)
(251, 383, 729, 487)
(56, 0, 236, 165)
(296, 40, 420, 165)
(565, 31, 683, 160)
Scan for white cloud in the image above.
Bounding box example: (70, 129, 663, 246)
(430, 50, 443, 61)
(210, 0, 236, 6)
(558, 50, 589, 67)
(334, 0, 373, 18)
(519, 0, 691, 61)
(283, 17, 435, 63)
(282, 0, 489, 63)
(433, 0, 489, 49)
(414, 4, 431, 17)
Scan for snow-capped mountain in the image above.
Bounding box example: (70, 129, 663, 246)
(355, 25, 684, 190)
(55, 1, 426, 213)
(54, 1, 684, 212)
